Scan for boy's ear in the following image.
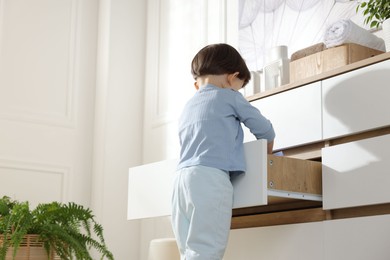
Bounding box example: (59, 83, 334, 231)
(227, 72, 240, 85)
(194, 81, 199, 90)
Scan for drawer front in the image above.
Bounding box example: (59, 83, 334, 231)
(322, 134, 390, 210)
(324, 215, 390, 260)
(127, 158, 178, 220)
(247, 82, 322, 150)
(322, 59, 390, 139)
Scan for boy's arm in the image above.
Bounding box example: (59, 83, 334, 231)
(267, 140, 274, 154)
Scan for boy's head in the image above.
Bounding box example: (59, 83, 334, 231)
(191, 43, 251, 87)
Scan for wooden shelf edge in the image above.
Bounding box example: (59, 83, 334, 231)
(231, 203, 390, 229)
(232, 200, 322, 217)
(278, 126, 390, 161)
(231, 207, 326, 229)
(328, 203, 390, 220)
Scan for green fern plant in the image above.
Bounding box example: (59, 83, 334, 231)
(0, 196, 33, 259)
(355, 0, 390, 28)
(0, 196, 114, 260)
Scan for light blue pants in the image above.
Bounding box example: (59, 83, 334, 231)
(171, 165, 233, 260)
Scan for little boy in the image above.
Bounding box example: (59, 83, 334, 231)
(171, 43, 275, 260)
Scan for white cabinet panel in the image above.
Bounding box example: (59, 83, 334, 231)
(226, 221, 324, 260)
(324, 215, 390, 260)
(322, 60, 390, 139)
(247, 82, 322, 150)
(127, 158, 178, 220)
(322, 134, 390, 210)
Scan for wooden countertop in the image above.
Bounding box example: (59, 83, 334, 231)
(247, 51, 390, 102)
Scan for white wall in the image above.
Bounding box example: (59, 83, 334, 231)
(92, 0, 146, 259)
(0, 0, 147, 259)
(0, 0, 97, 207)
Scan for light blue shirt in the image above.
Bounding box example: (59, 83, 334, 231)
(178, 84, 275, 175)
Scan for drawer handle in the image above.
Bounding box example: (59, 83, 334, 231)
(269, 159, 273, 166)
(269, 181, 274, 188)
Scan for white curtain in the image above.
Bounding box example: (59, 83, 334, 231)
(239, 0, 367, 70)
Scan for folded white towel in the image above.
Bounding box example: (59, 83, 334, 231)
(324, 19, 385, 52)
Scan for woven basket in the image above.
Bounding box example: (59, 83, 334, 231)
(0, 235, 60, 260)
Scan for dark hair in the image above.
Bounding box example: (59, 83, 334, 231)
(191, 43, 251, 86)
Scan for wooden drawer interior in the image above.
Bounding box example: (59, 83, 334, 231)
(267, 154, 322, 201)
(233, 154, 323, 219)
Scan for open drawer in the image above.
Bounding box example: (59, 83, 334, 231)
(127, 139, 322, 220)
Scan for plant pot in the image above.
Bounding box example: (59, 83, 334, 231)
(382, 18, 390, 52)
(1, 235, 59, 260)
